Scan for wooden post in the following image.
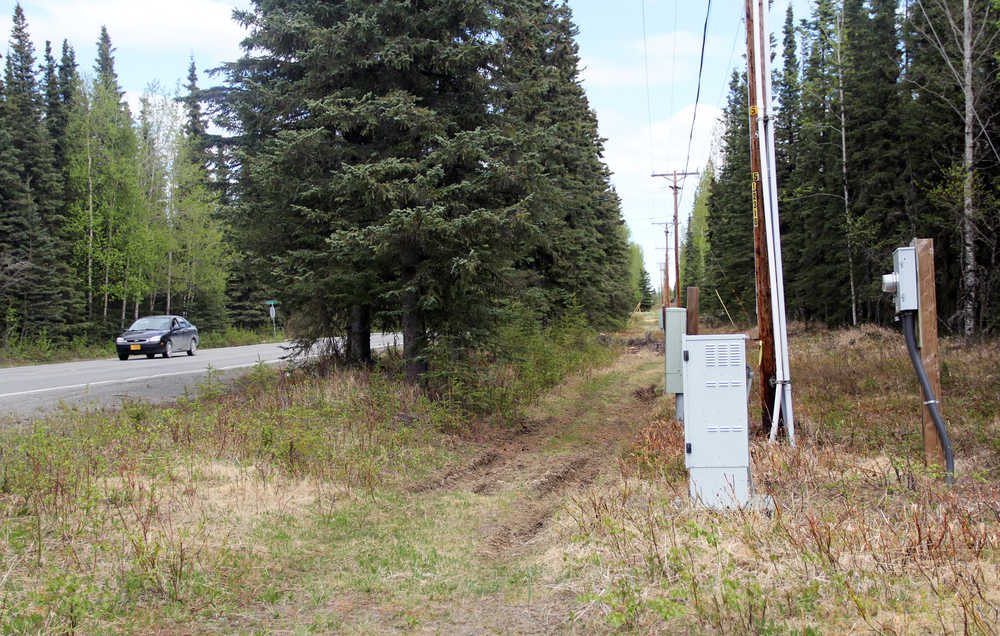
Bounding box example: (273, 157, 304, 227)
(913, 238, 945, 469)
(686, 287, 700, 334)
(745, 0, 778, 433)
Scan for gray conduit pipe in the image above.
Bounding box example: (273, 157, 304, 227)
(901, 310, 955, 484)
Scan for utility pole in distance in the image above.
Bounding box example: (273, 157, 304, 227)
(652, 223, 670, 307)
(653, 170, 698, 306)
(744, 0, 778, 434)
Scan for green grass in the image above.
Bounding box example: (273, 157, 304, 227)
(0, 318, 619, 633)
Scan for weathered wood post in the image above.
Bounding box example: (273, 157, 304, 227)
(913, 238, 946, 470)
(686, 287, 700, 335)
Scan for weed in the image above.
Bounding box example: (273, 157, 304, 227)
(559, 323, 1000, 633)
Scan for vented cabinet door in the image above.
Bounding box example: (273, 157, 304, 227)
(682, 335, 749, 468)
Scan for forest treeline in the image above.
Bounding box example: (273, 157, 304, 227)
(0, 1, 652, 377)
(0, 7, 229, 346)
(683, 0, 1000, 337)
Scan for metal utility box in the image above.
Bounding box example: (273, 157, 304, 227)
(882, 246, 919, 313)
(681, 333, 751, 508)
(664, 308, 687, 395)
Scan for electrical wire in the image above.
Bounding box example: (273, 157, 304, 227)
(716, 16, 745, 111)
(680, 0, 713, 197)
(670, 0, 678, 120)
(901, 310, 956, 483)
(641, 0, 654, 174)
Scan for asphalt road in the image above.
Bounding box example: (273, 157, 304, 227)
(0, 333, 400, 421)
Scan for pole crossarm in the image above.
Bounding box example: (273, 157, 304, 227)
(652, 171, 700, 306)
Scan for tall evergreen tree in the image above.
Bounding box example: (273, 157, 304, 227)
(216, 0, 525, 379)
(494, 0, 631, 327)
(2, 4, 69, 337)
(842, 0, 906, 322)
(0, 48, 27, 344)
(774, 6, 800, 187)
(782, 0, 852, 324)
(706, 71, 755, 324)
(680, 163, 712, 308)
(180, 58, 214, 180)
(94, 26, 122, 102)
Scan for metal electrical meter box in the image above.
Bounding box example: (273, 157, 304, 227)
(881, 247, 919, 313)
(664, 308, 687, 395)
(681, 333, 751, 508)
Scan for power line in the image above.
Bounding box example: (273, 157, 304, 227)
(680, 0, 713, 196)
(670, 0, 678, 118)
(641, 0, 654, 173)
(716, 16, 745, 110)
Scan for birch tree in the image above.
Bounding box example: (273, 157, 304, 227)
(909, 0, 1000, 338)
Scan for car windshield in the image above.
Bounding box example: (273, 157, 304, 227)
(127, 317, 171, 331)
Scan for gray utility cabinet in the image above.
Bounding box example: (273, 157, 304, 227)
(663, 308, 687, 395)
(681, 333, 751, 508)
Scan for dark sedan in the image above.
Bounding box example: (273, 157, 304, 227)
(115, 315, 199, 360)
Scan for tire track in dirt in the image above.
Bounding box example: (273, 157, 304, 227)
(485, 454, 602, 553)
(407, 417, 552, 495)
(413, 350, 662, 559)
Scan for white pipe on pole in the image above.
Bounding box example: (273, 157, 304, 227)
(754, 0, 796, 445)
(762, 1, 795, 444)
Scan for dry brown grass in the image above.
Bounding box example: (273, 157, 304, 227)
(3, 318, 998, 634)
(556, 323, 1000, 633)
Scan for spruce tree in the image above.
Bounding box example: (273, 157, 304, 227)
(706, 71, 755, 324)
(494, 0, 631, 327)
(94, 26, 122, 102)
(2, 4, 69, 337)
(680, 164, 712, 308)
(783, 0, 851, 324)
(774, 6, 800, 187)
(842, 0, 906, 322)
(180, 59, 214, 181)
(217, 0, 524, 379)
(0, 51, 28, 344)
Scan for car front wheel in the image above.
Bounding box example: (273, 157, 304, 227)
(118, 352, 129, 361)
(187, 338, 197, 356)
(162, 341, 172, 358)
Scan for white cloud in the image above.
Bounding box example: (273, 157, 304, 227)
(596, 103, 724, 283)
(579, 30, 737, 89)
(20, 0, 249, 57)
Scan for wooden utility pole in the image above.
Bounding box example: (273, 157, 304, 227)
(658, 262, 667, 307)
(652, 227, 669, 307)
(653, 170, 698, 306)
(913, 238, 946, 469)
(745, 0, 778, 433)
(686, 287, 700, 334)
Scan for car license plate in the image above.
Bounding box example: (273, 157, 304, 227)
(130, 344, 141, 350)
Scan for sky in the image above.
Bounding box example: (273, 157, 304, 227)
(3, 0, 800, 289)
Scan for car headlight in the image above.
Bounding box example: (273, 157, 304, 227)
(116, 337, 125, 344)
(147, 336, 162, 343)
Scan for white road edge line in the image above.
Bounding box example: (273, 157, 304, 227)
(0, 343, 393, 400)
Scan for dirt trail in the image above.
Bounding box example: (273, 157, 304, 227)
(403, 347, 665, 633)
